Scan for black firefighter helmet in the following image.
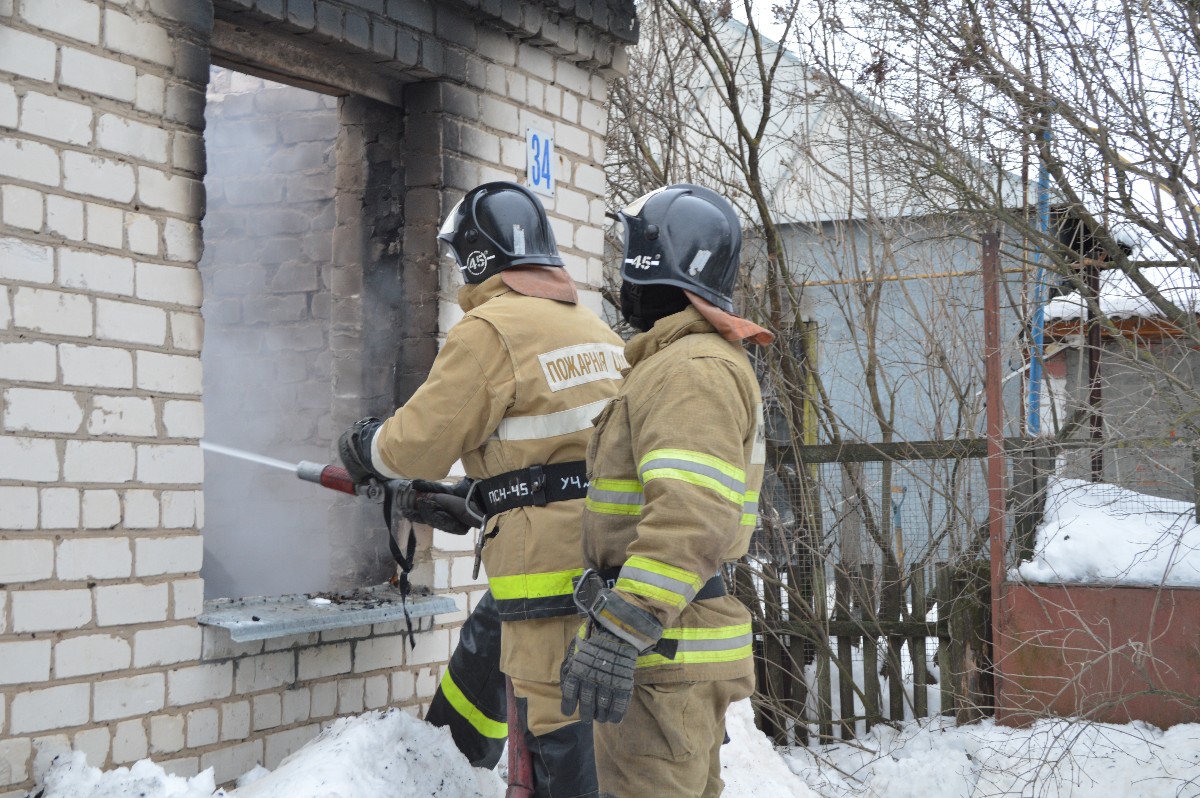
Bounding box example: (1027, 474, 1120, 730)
(438, 181, 564, 284)
(616, 183, 742, 312)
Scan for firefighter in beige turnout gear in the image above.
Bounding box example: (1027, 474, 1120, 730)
(561, 184, 774, 797)
(340, 182, 623, 798)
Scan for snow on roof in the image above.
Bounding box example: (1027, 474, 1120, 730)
(1044, 265, 1200, 321)
(1014, 477, 1200, 585)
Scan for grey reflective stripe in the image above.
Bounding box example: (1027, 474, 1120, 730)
(370, 432, 404, 479)
(638, 456, 746, 495)
(742, 496, 758, 515)
(586, 486, 644, 505)
(619, 563, 698, 603)
(492, 398, 611, 441)
(675, 631, 754, 653)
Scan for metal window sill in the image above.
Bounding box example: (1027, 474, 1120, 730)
(198, 584, 458, 642)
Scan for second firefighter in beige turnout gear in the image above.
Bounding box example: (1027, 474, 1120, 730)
(341, 182, 622, 798)
(562, 184, 774, 797)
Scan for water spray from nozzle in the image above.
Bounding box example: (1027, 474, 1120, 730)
(199, 440, 298, 473)
(200, 440, 380, 500)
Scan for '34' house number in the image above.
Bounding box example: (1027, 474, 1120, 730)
(527, 127, 554, 197)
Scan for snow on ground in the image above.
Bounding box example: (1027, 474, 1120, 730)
(786, 713, 1200, 798)
(31, 698, 1200, 798)
(1013, 477, 1200, 585)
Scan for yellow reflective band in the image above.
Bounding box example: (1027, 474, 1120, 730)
(641, 467, 745, 505)
(637, 644, 753, 667)
(639, 449, 746, 506)
(585, 498, 643, 516)
(586, 478, 644, 516)
(593, 478, 644, 492)
(660, 623, 753, 640)
(615, 578, 688, 610)
(638, 449, 745, 482)
(489, 568, 583, 601)
(637, 623, 754, 667)
(624, 556, 702, 591)
(438, 669, 508, 739)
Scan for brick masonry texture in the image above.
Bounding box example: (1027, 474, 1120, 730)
(0, 0, 631, 793)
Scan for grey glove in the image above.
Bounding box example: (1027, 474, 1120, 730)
(337, 417, 384, 485)
(560, 582, 665, 724)
(560, 624, 639, 723)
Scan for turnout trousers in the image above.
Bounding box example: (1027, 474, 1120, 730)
(426, 592, 597, 797)
(592, 674, 754, 798)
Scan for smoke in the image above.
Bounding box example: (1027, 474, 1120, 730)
(198, 67, 343, 600)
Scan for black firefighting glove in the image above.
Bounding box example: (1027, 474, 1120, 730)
(561, 583, 664, 724)
(337, 417, 385, 485)
(406, 478, 480, 535)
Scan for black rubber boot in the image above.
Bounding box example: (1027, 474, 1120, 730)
(425, 591, 507, 768)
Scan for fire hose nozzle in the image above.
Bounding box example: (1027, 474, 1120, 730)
(296, 461, 385, 502)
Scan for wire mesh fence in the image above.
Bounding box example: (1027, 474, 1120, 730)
(740, 436, 1200, 743)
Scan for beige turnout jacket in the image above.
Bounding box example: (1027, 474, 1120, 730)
(582, 305, 764, 684)
(371, 270, 624, 634)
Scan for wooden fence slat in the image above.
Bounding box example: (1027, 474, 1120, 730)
(834, 567, 856, 740)
(910, 566, 928, 718)
(880, 558, 906, 722)
(859, 564, 881, 730)
(936, 562, 958, 717)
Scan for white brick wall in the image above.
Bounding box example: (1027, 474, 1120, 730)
(0, 487, 38, 530)
(94, 673, 164, 721)
(57, 538, 133, 581)
(60, 48, 137, 103)
(19, 92, 94, 146)
(60, 344, 133, 388)
(0, 541, 54, 583)
(20, 0, 101, 45)
(13, 287, 93, 336)
(11, 589, 91, 633)
(0, 640, 52, 685)
(55, 634, 132, 679)
(94, 582, 168, 626)
(2, 387, 83, 433)
(0, 237, 53, 282)
(9, 684, 90, 734)
(0, 2, 626, 791)
(2, 184, 45, 231)
(60, 249, 135, 295)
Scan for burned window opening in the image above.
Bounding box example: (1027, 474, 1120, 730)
(198, 67, 431, 624)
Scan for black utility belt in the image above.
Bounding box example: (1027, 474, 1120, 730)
(474, 460, 588, 516)
(595, 568, 728, 601)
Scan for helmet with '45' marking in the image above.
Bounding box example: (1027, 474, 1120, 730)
(438, 181, 564, 284)
(615, 184, 741, 312)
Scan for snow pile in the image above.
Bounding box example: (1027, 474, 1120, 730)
(721, 700, 821, 797)
(785, 715, 1200, 798)
(37, 708, 505, 798)
(36, 755, 222, 798)
(1044, 265, 1200, 321)
(28, 697, 1200, 798)
(1014, 478, 1200, 585)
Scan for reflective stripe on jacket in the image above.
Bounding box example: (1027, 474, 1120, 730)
(582, 305, 764, 684)
(371, 273, 624, 677)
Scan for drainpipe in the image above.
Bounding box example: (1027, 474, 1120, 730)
(1027, 128, 1052, 435)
